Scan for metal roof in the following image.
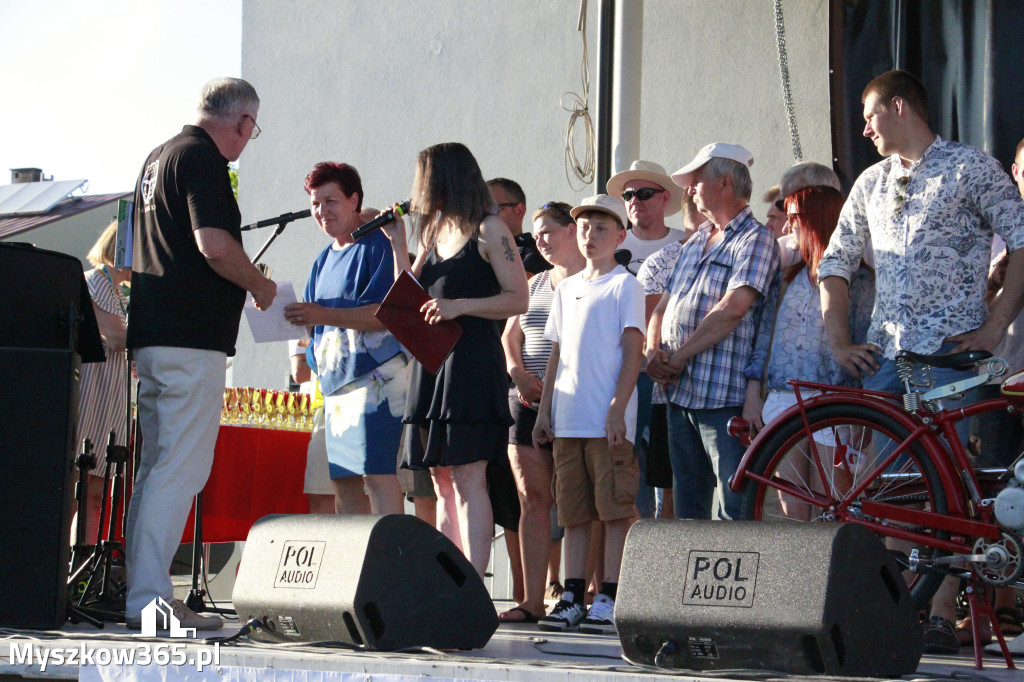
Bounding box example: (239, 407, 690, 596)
(0, 179, 88, 215)
(0, 192, 131, 241)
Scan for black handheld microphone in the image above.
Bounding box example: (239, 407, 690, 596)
(351, 200, 411, 241)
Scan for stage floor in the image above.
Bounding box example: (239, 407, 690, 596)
(0, 599, 1019, 681)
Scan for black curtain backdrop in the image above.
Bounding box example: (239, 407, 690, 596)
(832, 0, 1024, 190)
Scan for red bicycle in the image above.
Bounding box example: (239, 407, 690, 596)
(729, 349, 1024, 668)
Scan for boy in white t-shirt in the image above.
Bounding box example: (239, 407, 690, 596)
(534, 194, 645, 633)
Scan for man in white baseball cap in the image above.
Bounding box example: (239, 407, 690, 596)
(669, 143, 755, 187)
(647, 142, 780, 522)
(606, 160, 687, 276)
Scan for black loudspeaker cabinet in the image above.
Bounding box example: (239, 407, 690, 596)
(616, 521, 923, 677)
(0, 348, 81, 629)
(232, 514, 499, 650)
(0, 242, 103, 361)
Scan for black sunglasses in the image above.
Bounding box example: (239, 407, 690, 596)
(774, 199, 785, 212)
(621, 187, 665, 202)
(541, 201, 573, 215)
(892, 174, 911, 216)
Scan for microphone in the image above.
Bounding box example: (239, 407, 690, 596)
(351, 200, 411, 241)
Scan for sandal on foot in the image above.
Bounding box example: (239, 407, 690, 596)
(956, 616, 993, 647)
(996, 607, 1024, 637)
(498, 606, 540, 624)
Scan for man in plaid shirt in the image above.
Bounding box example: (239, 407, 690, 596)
(647, 143, 781, 520)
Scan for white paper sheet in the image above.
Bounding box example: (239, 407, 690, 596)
(243, 281, 309, 343)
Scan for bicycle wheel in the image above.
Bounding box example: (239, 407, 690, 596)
(739, 402, 950, 609)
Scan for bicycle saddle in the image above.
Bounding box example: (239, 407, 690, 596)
(894, 349, 991, 371)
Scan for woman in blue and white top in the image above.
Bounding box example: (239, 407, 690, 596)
(743, 185, 875, 519)
(284, 162, 409, 515)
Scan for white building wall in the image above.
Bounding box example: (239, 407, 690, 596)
(234, 0, 831, 389)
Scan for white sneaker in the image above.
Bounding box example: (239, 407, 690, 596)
(538, 599, 586, 631)
(579, 594, 615, 634)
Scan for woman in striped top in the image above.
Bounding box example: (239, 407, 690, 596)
(498, 201, 586, 623)
(77, 221, 130, 543)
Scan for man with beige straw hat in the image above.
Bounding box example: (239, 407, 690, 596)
(606, 160, 688, 276)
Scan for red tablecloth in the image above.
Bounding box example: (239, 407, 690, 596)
(181, 424, 311, 543)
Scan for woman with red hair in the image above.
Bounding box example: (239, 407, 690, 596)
(742, 185, 875, 519)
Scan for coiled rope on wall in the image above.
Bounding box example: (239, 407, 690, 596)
(563, 0, 596, 191)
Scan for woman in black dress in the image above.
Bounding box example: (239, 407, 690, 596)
(383, 142, 529, 576)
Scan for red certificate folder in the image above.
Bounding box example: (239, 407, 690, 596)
(375, 270, 462, 375)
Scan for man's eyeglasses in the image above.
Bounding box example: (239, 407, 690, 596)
(621, 187, 665, 202)
(892, 174, 910, 216)
(774, 199, 786, 212)
(243, 114, 261, 140)
(496, 202, 520, 209)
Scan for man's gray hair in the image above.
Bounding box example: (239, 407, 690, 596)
(703, 157, 752, 201)
(197, 77, 259, 119)
(780, 162, 841, 198)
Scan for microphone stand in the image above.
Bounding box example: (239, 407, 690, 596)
(186, 208, 307, 617)
(242, 210, 311, 265)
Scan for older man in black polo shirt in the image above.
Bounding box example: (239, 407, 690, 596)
(125, 77, 276, 631)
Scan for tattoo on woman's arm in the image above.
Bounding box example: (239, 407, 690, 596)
(501, 235, 516, 263)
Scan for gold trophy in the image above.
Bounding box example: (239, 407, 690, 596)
(264, 389, 276, 427)
(285, 391, 299, 430)
(273, 390, 287, 428)
(298, 393, 312, 431)
(237, 387, 252, 424)
(251, 388, 266, 425)
(222, 388, 235, 424)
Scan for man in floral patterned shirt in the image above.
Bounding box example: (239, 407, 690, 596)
(819, 69, 1024, 377)
(818, 69, 1024, 654)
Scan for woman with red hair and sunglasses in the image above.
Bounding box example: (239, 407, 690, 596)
(742, 185, 875, 518)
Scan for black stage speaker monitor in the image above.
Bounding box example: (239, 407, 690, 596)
(0, 348, 81, 629)
(232, 514, 499, 650)
(616, 521, 923, 677)
(0, 243, 103, 362)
